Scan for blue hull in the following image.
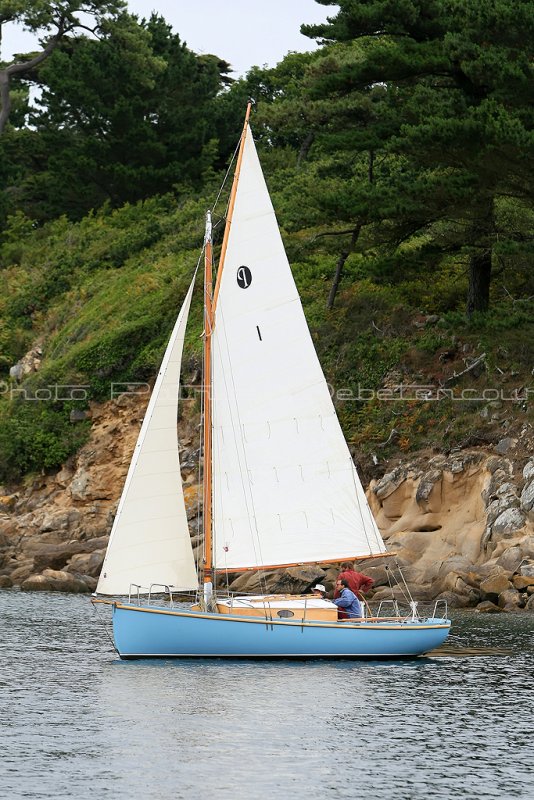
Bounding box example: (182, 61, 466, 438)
(112, 604, 451, 659)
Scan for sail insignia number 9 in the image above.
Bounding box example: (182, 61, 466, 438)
(237, 265, 252, 289)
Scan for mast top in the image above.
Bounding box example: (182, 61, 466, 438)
(204, 209, 212, 245)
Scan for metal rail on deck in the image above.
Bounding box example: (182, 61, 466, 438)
(128, 583, 175, 607)
(431, 598, 448, 619)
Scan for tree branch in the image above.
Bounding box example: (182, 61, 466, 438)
(327, 224, 361, 310)
(0, 17, 66, 134)
(502, 286, 534, 305)
(71, 24, 101, 38)
(310, 228, 358, 244)
(445, 353, 487, 386)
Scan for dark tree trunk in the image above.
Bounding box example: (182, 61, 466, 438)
(297, 131, 314, 168)
(327, 225, 361, 310)
(466, 248, 492, 316)
(466, 198, 494, 316)
(0, 70, 11, 135)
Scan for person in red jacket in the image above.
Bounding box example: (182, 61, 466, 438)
(333, 562, 374, 600)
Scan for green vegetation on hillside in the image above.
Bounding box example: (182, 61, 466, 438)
(0, 0, 533, 483)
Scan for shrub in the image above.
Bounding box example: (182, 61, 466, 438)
(0, 400, 90, 482)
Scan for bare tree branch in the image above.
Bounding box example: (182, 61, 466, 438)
(445, 353, 487, 386)
(502, 286, 534, 305)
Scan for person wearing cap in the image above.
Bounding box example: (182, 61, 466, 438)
(333, 561, 373, 601)
(333, 578, 362, 620)
(311, 584, 326, 598)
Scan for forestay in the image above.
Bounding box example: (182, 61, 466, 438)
(96, 278, 198, 595)
(211, 128, 387, 571)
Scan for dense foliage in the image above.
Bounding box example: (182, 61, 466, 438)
(299, 0, 534, 314)
(1, 11, 236, 220)
(0, 1, 125, 133)
(0, 0, 532, 482)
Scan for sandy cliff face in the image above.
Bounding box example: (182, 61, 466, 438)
(372, 453, 488, 575)
(367, 451, 534, 610)
(1, 395, 533, 612)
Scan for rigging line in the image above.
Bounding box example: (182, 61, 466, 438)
(350, 457, 386, 554)
(212, 316, 264, 576)
(214, 308, 268, 595)
(358, 469, 388, 553)
(385, 567, 400, 615)
(394, 559, 414, 605)
(218, 305, 269, 581)
(351, 456, 376, 557)
(221, 541, 232, 597)
(91, 602, 119, 655)
(212, 408, 227, 579)
(211, 136, 241, 219)
(196, 342, 205, 587)
(195, 242, 208, 588)
(210, 347, 228, 577)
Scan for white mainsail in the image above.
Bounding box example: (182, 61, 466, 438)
(211, 128, 387, 570)
(96, 278, 198, 595)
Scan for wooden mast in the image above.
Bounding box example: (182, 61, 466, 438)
(202, 105, 251, 602)
(202, 210, 214, 598)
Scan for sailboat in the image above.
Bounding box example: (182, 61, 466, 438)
(93, 107, 451, 658)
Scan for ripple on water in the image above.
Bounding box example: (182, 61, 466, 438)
(0, 592, 533, 800)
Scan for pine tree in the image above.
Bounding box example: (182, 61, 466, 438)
(3, 13, 232, 220)
(0, 1, 124, 134)
(301, 0, 534, 313)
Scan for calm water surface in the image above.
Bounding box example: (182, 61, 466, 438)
(0, 591, 532, 799)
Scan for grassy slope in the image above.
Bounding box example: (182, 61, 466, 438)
(0, 176, 533, 484)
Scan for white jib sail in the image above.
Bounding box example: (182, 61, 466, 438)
(211, 128, 387, 570)
(96, 277, 198, 595)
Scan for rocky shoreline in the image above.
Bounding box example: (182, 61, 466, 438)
(1, 393, 533, 613)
